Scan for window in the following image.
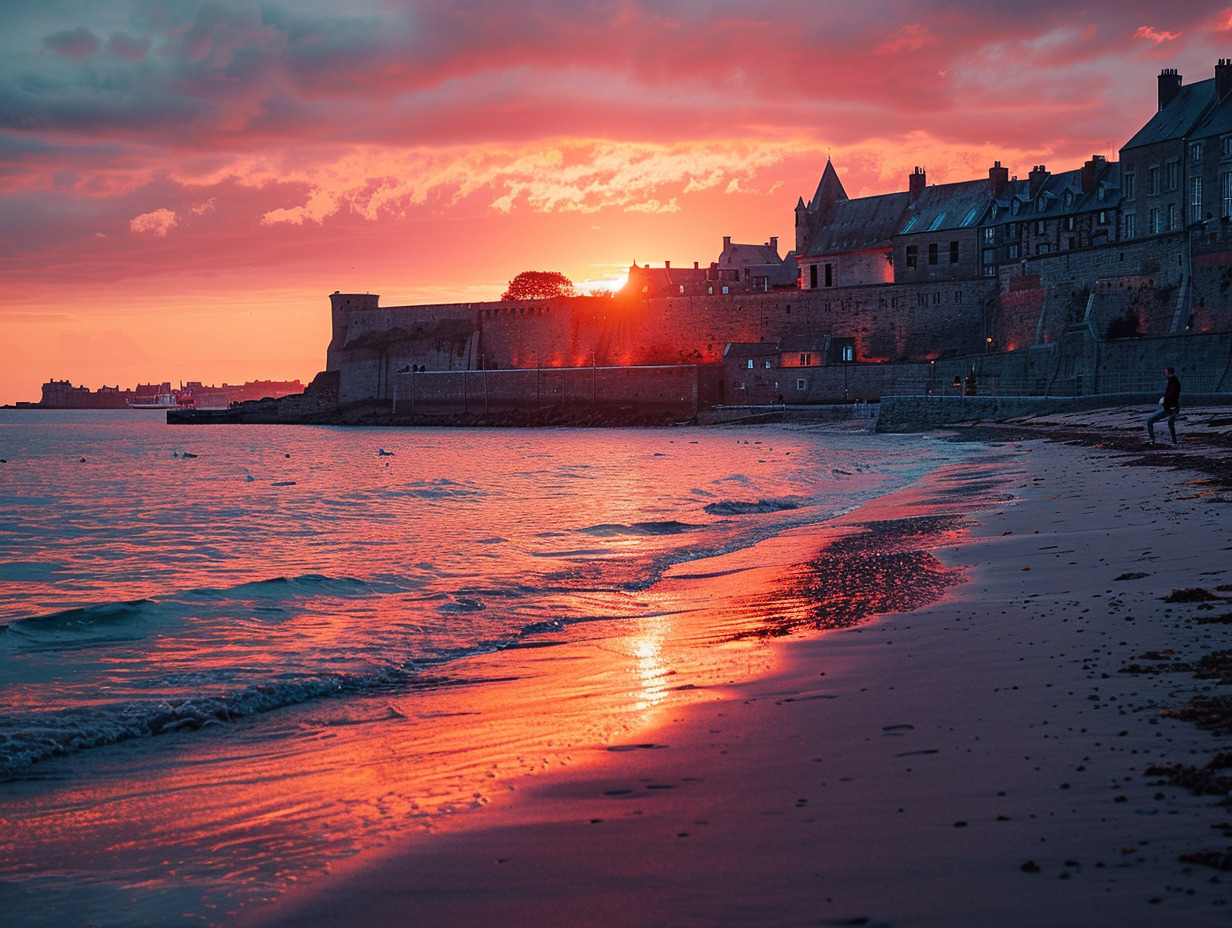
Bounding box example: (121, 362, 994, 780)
(983, 265, 996, 277)
(840, 345, 854, 362)
(949, 241, 959, 264)
(1191, 141, 1204, 162)
(928, 243, 938, 265)
(1125, 213, 1136, 238)
(1037, 243, 1051, 255)
(809, 264, 818, 288)
(1223, 171, 1232, 218)
(1008, 222, 1019, 237)
(1124, 170, 1135, 199)
(800, 353, 812, 366)
(1223, 136, 1232, 158)
(983, 248, 996, 265)
(1149, 208, 1159, 234)
(1036, 198, 1046, 212)
(796, 379, 807, 392)
(1190, 176, 1204, 223)
(1008, 243, 1020, 259)
(1148, 165, 1160, 195)
(1035, 220, 1046, 235)
(747, 359, 754, 369)
(1166, 160, 1179, 190)
(905, 245, 918, 268)
(1167, 203, 1177, 231)
(824, 263, 833, 287)
(927, 212, 947, 231)
(1065, 216, 1075, 231)
(764, 360, 772, 369)
(984, 227, 996, 243)
(1098, 210, 1108, 224)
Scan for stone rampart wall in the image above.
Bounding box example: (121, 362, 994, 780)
(388, 365, 705, 418)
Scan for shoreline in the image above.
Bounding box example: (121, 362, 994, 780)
(239, 429, 1232, 927)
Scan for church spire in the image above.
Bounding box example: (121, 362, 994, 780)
(808, 158, 848, 213)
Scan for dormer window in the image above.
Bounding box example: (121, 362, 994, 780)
(1012, 200, 1021, 215)
(1064, 191, 1073, 207)
(1037, 198, 1045, 212)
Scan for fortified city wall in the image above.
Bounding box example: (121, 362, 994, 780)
(327, 233, 1232, 410)
(328, 279, 999, 406)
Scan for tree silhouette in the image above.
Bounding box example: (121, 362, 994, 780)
(502, 271, 576, 301)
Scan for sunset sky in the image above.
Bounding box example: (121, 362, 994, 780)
(3, 1, 1231, 404)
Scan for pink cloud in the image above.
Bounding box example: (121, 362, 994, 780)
(129, 208, 179, 236)
(43, 26, 101, 60)
(1134, 25, 1182, 44)
(875, 23, 937, 56)
(105, 32, 151, 62)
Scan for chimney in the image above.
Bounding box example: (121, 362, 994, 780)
(723, 235, 731, 253)
(1081, 155, 1106, 193)
(1218, 59, 1232, 101)
(694, 261, 699, 269)
(989, 161, 1009, 198)
(908, 166, 926, 203)
(1029, 165, 1049, 198)
(769, 236, 778, 254)
(664, 260, 670, 270)
(1158, 68, 1183, 111)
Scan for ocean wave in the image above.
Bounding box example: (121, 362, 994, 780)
(0, 603, 582, 777)
(186, 573, 379, 599)
(577, 521, 701, 537)
(6, 575, 389, 645)
(0, 668, 417, 778)
(703, 497, 803, 516)
(6, 600, 158, 642)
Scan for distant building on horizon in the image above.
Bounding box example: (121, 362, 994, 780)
(28, 378, 305, 410)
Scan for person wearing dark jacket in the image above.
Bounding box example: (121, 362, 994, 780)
(1146, 367, 1181, 445)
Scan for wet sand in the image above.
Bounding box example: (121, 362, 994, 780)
(242, 429, 1232, 928)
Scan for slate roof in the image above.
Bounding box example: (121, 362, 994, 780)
(1190, 85, 1232, 140)
(898, 179, 990, 235)
(1123, 78, 1217, 149)
(717, 241, 781, 267)
(802, 191, 910, 257)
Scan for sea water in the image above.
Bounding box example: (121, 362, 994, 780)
(0, 410, 1001, 926)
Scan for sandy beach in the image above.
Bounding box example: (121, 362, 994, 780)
(241, 415, 1232, 928)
